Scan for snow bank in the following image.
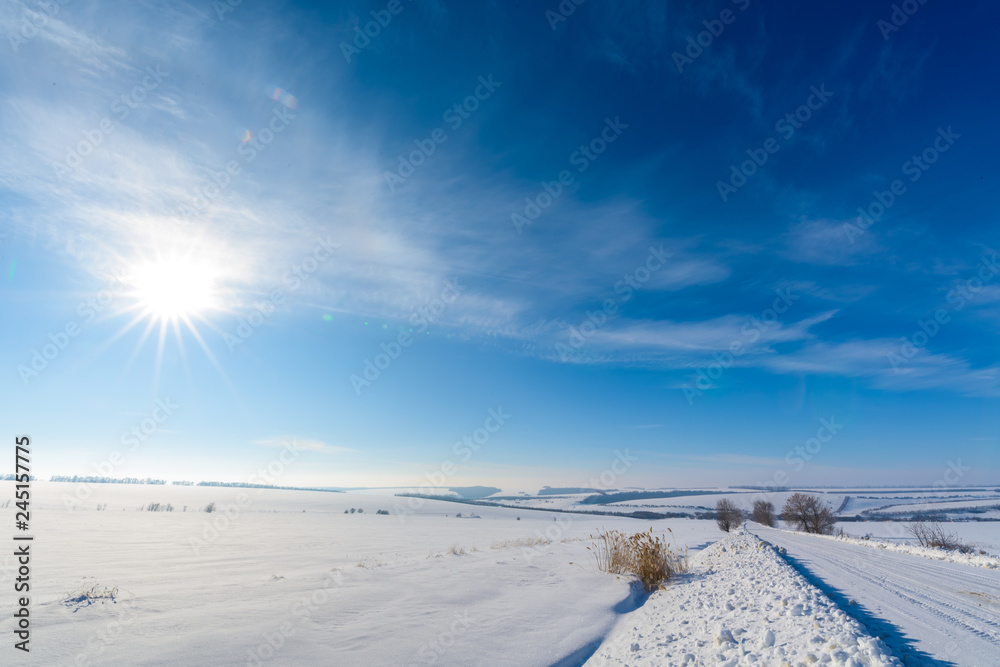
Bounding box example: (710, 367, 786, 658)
(585, 530, 902, 666)
(780, 528, 1000, 570)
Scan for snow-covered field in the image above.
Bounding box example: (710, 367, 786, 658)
(0, 482, 720, 666)
(4, 482, 999, 665)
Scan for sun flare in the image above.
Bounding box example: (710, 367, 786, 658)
(132, 259, 218, 321)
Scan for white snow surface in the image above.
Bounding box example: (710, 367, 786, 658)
(585, 530, 902, 667)
(755, 525, 1000, 666)
(0, 482, 723, 666)
(835, 520, 1000, 556)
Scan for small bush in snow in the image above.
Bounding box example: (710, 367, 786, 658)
(62, 584, 119, 608)
(588, 527, 688, 592)
(907, 521, 974, 553)
(715, 499, 741, 533)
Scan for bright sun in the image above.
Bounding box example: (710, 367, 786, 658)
(132, 259, 217, 321)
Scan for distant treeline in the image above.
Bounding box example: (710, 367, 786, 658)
(734, 485, 999, 492)
(731, 486, 791, 492)
(196, 481, 344, 493)
(395, 493, 697, 520)
(446, 486, 501, 499)
(580, 490, 726, 505)
(172, 481, 194, 486)
(1, 474, 36, 481)
(538, 487, 608, 495)
(50, 476, 165, 485)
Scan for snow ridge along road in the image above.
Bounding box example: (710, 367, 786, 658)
(754, 525, 1000, 666)
(586, 530, 901, 666)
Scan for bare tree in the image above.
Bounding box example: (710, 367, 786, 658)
(715, 498, 741, 532)
(781, 493, 836, 534)
(751, 500, 776, 527)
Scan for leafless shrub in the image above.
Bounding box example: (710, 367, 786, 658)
(907, 521, 974, 553)
(715, 498, 742, 532)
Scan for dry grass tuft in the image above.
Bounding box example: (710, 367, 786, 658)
(588, 527, 688, 591)
(356, 556, 385, 569)
(446, 544, 477, 555)
(491, 536, 551, 550)
(63, 584, 119, 607)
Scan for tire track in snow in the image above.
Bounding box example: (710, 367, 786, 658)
(756, 526, 1000, 666)
(836, 559, 1000, 646)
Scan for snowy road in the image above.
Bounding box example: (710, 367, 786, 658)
(754, 526, 1000, 666)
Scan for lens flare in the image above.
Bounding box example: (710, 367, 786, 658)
(265, 84, 299, 110)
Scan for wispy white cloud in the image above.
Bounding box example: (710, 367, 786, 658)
(780, 218, 878, 266)
(761, 339, 1000, 397)
(254, 437, 355, 455)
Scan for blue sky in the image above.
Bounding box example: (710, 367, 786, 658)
(1, 0, 998, 490)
